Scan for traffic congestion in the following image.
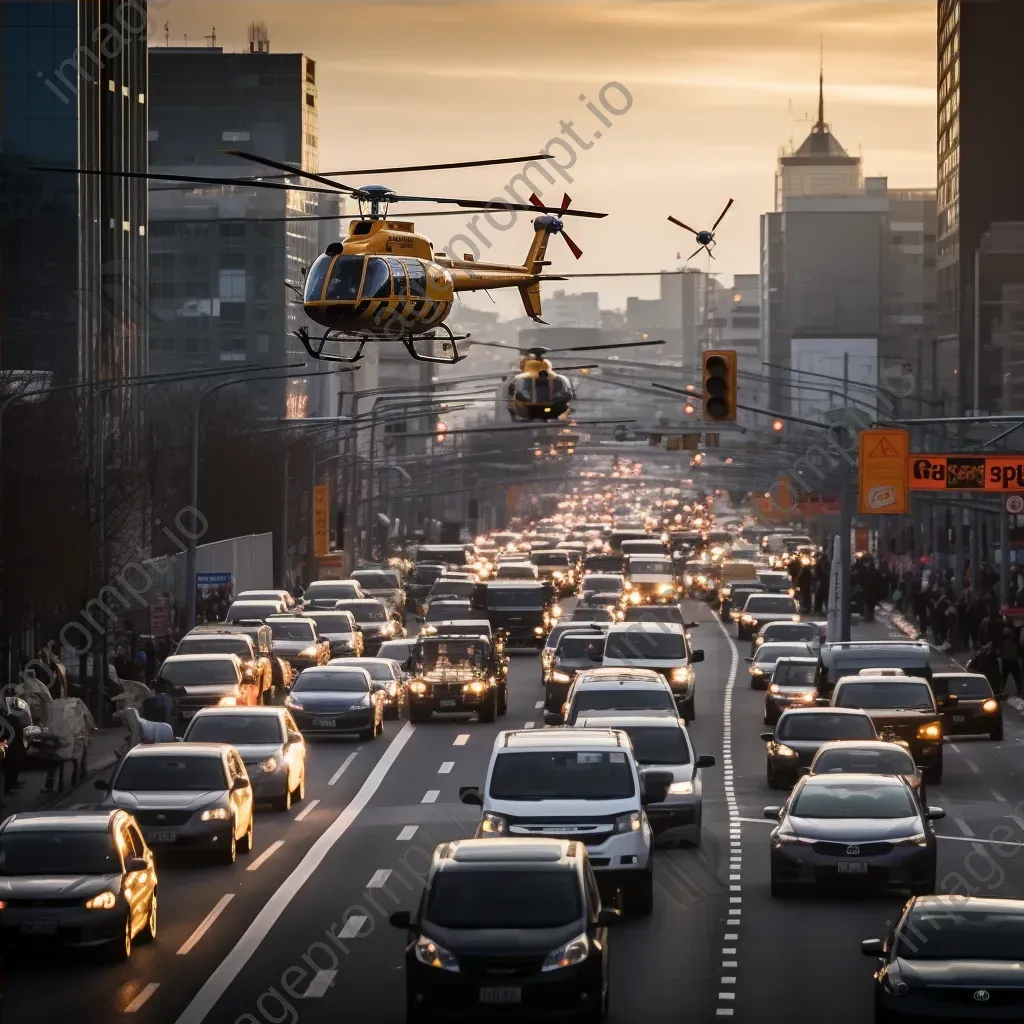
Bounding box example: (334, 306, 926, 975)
(4, 487, 1024, 1024)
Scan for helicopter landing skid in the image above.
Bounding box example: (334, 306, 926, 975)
(402, 324, 471, 364)
(293, 327, 367, 364)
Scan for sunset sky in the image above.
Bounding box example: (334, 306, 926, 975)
(162, 0, 936, 313)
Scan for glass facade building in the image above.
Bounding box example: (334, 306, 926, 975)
(0, 0, 148, 383)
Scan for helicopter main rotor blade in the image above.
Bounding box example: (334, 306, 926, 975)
(667, 215, 700, 234)
(558, 364, 600, 371)
(711, 198, 734, 231)
(553, 340, 666, 354)
(686, 244, 706, 261)
(536, 271, 684, 278)
(30, 167, 340, 194)
(222, 150, 360, 195)
(388, 193, 605, 218)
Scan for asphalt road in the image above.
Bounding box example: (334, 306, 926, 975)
(8, 601, 1024, 1024)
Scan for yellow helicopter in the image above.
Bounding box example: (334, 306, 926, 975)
(36, 152, 605, 365)
(473, 339, 665, 421)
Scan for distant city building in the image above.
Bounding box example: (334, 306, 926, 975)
(624, 268, 712, 371)
(544, 290, 601, 329)
(937, 0, 1024, 414)
(715, 274, 762, 419)
(0, 0, 148, 384)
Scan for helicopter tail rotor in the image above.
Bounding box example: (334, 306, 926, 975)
(530, 194, 583, 260)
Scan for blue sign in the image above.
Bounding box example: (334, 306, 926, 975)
(196, 572, 233, 586)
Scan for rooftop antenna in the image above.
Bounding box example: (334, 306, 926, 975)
(205, 26, 217, 47)
(248, 21, 270, 53)
(183, 33, 187, 46)
(163, 21, 169, 46)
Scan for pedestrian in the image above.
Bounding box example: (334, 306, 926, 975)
(999, 625, 1023, 696)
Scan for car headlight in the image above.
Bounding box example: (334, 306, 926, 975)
(299, 646, 318, 658)
(741, 614, 754, 623)
(542, 931, 590, 972)
(658, 584, 676, 594)
(85, 891, 118, 910)
(667, 781, 694, 795)
(387, 681, 399, 696)
(797, 691, 816, 703)
(983, 698, 999, 713)
(553, 571, 564, 579)
(684, 575, 694, 585)
(284, 695, 304, 710)
(414, 935, 459, 972)
(750, 666, 765, 676)
(534, 626, 545, 635)
(481, 812, 507, 835)
(550, 606, 562, 619)
(542, 650, 555, 667)
(769, 683, 781, 694)
(218, 694, 239, 707)
(788, 588, 796, 597)
(629, 591, 641, 604)
(615, 811, 642, 832)
(774, 744, 799, 758)
(791, 615, 801, 622)
(463, 680, 487, 694)
(260, 757, 280, 773)
(201, 807, 231, 821)
(917, 722, 942, 739)
(552, 671, 572, 683)
(669, 667, 692, 683)
(890, 832, 928, 847)
(410, 681, 427, 694)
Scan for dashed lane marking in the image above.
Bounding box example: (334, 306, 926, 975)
(328, 752, 358, 785)
(524, 722, 536, 729)
(535, 701, 544, 709)
(294, 799, 319, 822)
(177, 894, 234, 955)
(397, 825, 418, 840)
(422, 790, 439, 803)
(453, 734, 469, 746)
(439, 762, 454, 774)
(124, 983, 160, 1013)
(246, 840, 284, 872)
(300, 970, 336, 998)
(339, 915, 367, 939)
(367, 869, 392, 888)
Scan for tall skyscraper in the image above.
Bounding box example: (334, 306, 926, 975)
(0, 0, 149, 383)
(937, 0, 1024, 414)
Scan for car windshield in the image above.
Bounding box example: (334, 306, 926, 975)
(832, 652, 931, 677)
(790, 782, 916, 819)
(485, 588, 543, 609)
(604, 631, 685, 660)
(935, 675, 992, 699)
(175, 638, 251, 658)
(489, 751, 636, 800)
(762, 624, 815, 642)
(305, 583, 359, 601)
(774, 663, 817, 687)
(268, 620, 316, 642)
(777, 713, 876, 741)
(159, 660, 238, 685)
(0, 832, 121, 877)
(351, 572, 397, 589)
(348, 662, 393, 681)
(303, 612, 354, 633)
(623, 607, 685, 624)
(744, 596, 799, 614)
(184, 714, 283, 744)
(377, 642, 413, 661)
(570, 609, 613, 622)
(227, 602, 280, 619)
(569, 688, 675, 721)
(498, 565, 536, 578)
(584, 556, 624, 573)
(894, 910, 1024, 960)
(114, 755, 227, 792)
(532, 553, 570, 567)
(619, 726, 690, 765)
(755, 644, 812, 665)
(426, 869, 583, 929)
(557, 637, 605, 660)
(834, 682, 934, 711)
(337, 602, 387, 622)
(293, 670, 368, 693)
(411, 567, 445, 583)
(417, 642, 487, 671)
(628, 560, 673, 576)
(813, 748, 916, 776)
(583, 576, 623, 592)
(426, 603, 470, 621)
(429, 582, 475, 599)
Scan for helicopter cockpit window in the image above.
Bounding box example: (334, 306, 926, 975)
(386, 258, 408, 296)
(304, 254, 332, 302)
(361, 257, 392, 299)
(530, 375, 569, 404)
(325, 256, 363, 301)
(402, 259, 428, 299)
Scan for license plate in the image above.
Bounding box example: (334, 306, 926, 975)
(952, 715, 966, 723)
(837, 861, 868, 875)
(147, 831, 177, 843)
(20, 920, 57, 936)
(179, 709, 196, 719)
(479, 987, 521, 1005)
(312, 718, 336, 727)
(439, 699, 457, 709)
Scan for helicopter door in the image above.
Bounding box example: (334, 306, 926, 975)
(304, 253, 333, 302)
(325, 255, 364, 300)
(360, 257, 392, 299)
(513, 377, 537, 403)
(386, 258, 408, 298)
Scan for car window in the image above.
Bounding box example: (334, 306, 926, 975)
(895, 910, 1024, 960)
(744, 595, 800, 614)
(114, 755, 229, 792)
(293, 670, 369, 693)
(556, 636, 605, 660)
(813, 747, 916, 776)
(159, 659, 239, 685)
(755, 644, 810, 664)
(268, 620, 316, 642)
(790, 782, 916, 819)
(570, 687, 675, 722)
(934, 675, 992, 699)
(489, 751, 636, 800)
(176, 637, 251, 658)
(773, 663, 817, 687)
(604, 631, 685, 661)
(0, 832, 122, 876)
(833, 681, 935, 711)
(618, 725, 690, 765)
(777, 713, 876, 741)
(184, 714, 284, 744)
(426, 869, 582, 929)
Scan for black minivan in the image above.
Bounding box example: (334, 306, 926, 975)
(815, 640, 932, 697)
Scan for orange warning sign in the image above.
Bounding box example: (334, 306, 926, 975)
(858, 428, 909, 515)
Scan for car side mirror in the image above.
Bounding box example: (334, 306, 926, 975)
(861, 938, 884, 958)
(389, 910, 413, 930)
(287, 731, 302, 745)
(695, 754, 716, 769)
(596, 907, 621, 927)
(459, 787, 483, 806)
(94, 778, 111, 791)
(231, 777, 250, 791)
(126, 857, 148, 873)
(542, 711, 563, 726)
(763, 806, 782, 821)
(690, 649, 704, 663)
(797, 766, 810, 777)
(927, 807, 946, 820)
(759, 731, 774, 742)
(744, 657, 753, 663)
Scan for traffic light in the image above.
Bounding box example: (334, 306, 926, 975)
(701, 349, 737, 422)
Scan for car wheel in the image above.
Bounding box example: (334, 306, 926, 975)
(498, 685, 508, 716)
(680, 696, 695, 722)
(478, 691, 497, 724)
(275, 785, 292, 812)
(139, 890, 157, 944)
(239, 815, 254, 855)
(113, 911, 133, 961)
(294, 771, 305, 803)
(626, 867, 654, 916)
(222, 825, 238, 865)
(991, 722, 1004, 741)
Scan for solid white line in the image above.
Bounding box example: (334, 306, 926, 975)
(453, 734, 469, 746)
(339, 915, 367, 939)
(124, 983, 160, 1013)
(439, 762, 454, 774)
(397, 825, 418, 841)
(422, 790, 439, 803)
(301, 970, 336, 998)
(177, 894, 234, 955)
(174, 722, 416, 1024)
(938, 834, 1024, 848)
(294, 798, 320, 822)
(328, 752, 358, 785)
(367, 869, 392, 889)
(246, 840, 284, 872)
(736, 817, 774, 825)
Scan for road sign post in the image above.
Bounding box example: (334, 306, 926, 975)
(858, 428, 910, 514)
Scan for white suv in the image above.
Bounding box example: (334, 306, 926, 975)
(459, 728, 672, 915)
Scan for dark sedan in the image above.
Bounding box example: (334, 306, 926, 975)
(765, 774, 943, 897)
(543, 633, 606, 719)
(805, 740, 926, 806)
(932, 671, 1004, 740)
(334, 599, 400, 655)
(283, 666, 384, 739)
(762, 707, 878, 789)
(864, 896, 1024, 1020)
(764, 657, 819, 725)
(751, 620, 820, 656)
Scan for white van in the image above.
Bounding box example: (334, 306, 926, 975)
(458, 728, 673, 914)
(601, 622, 704, 721)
